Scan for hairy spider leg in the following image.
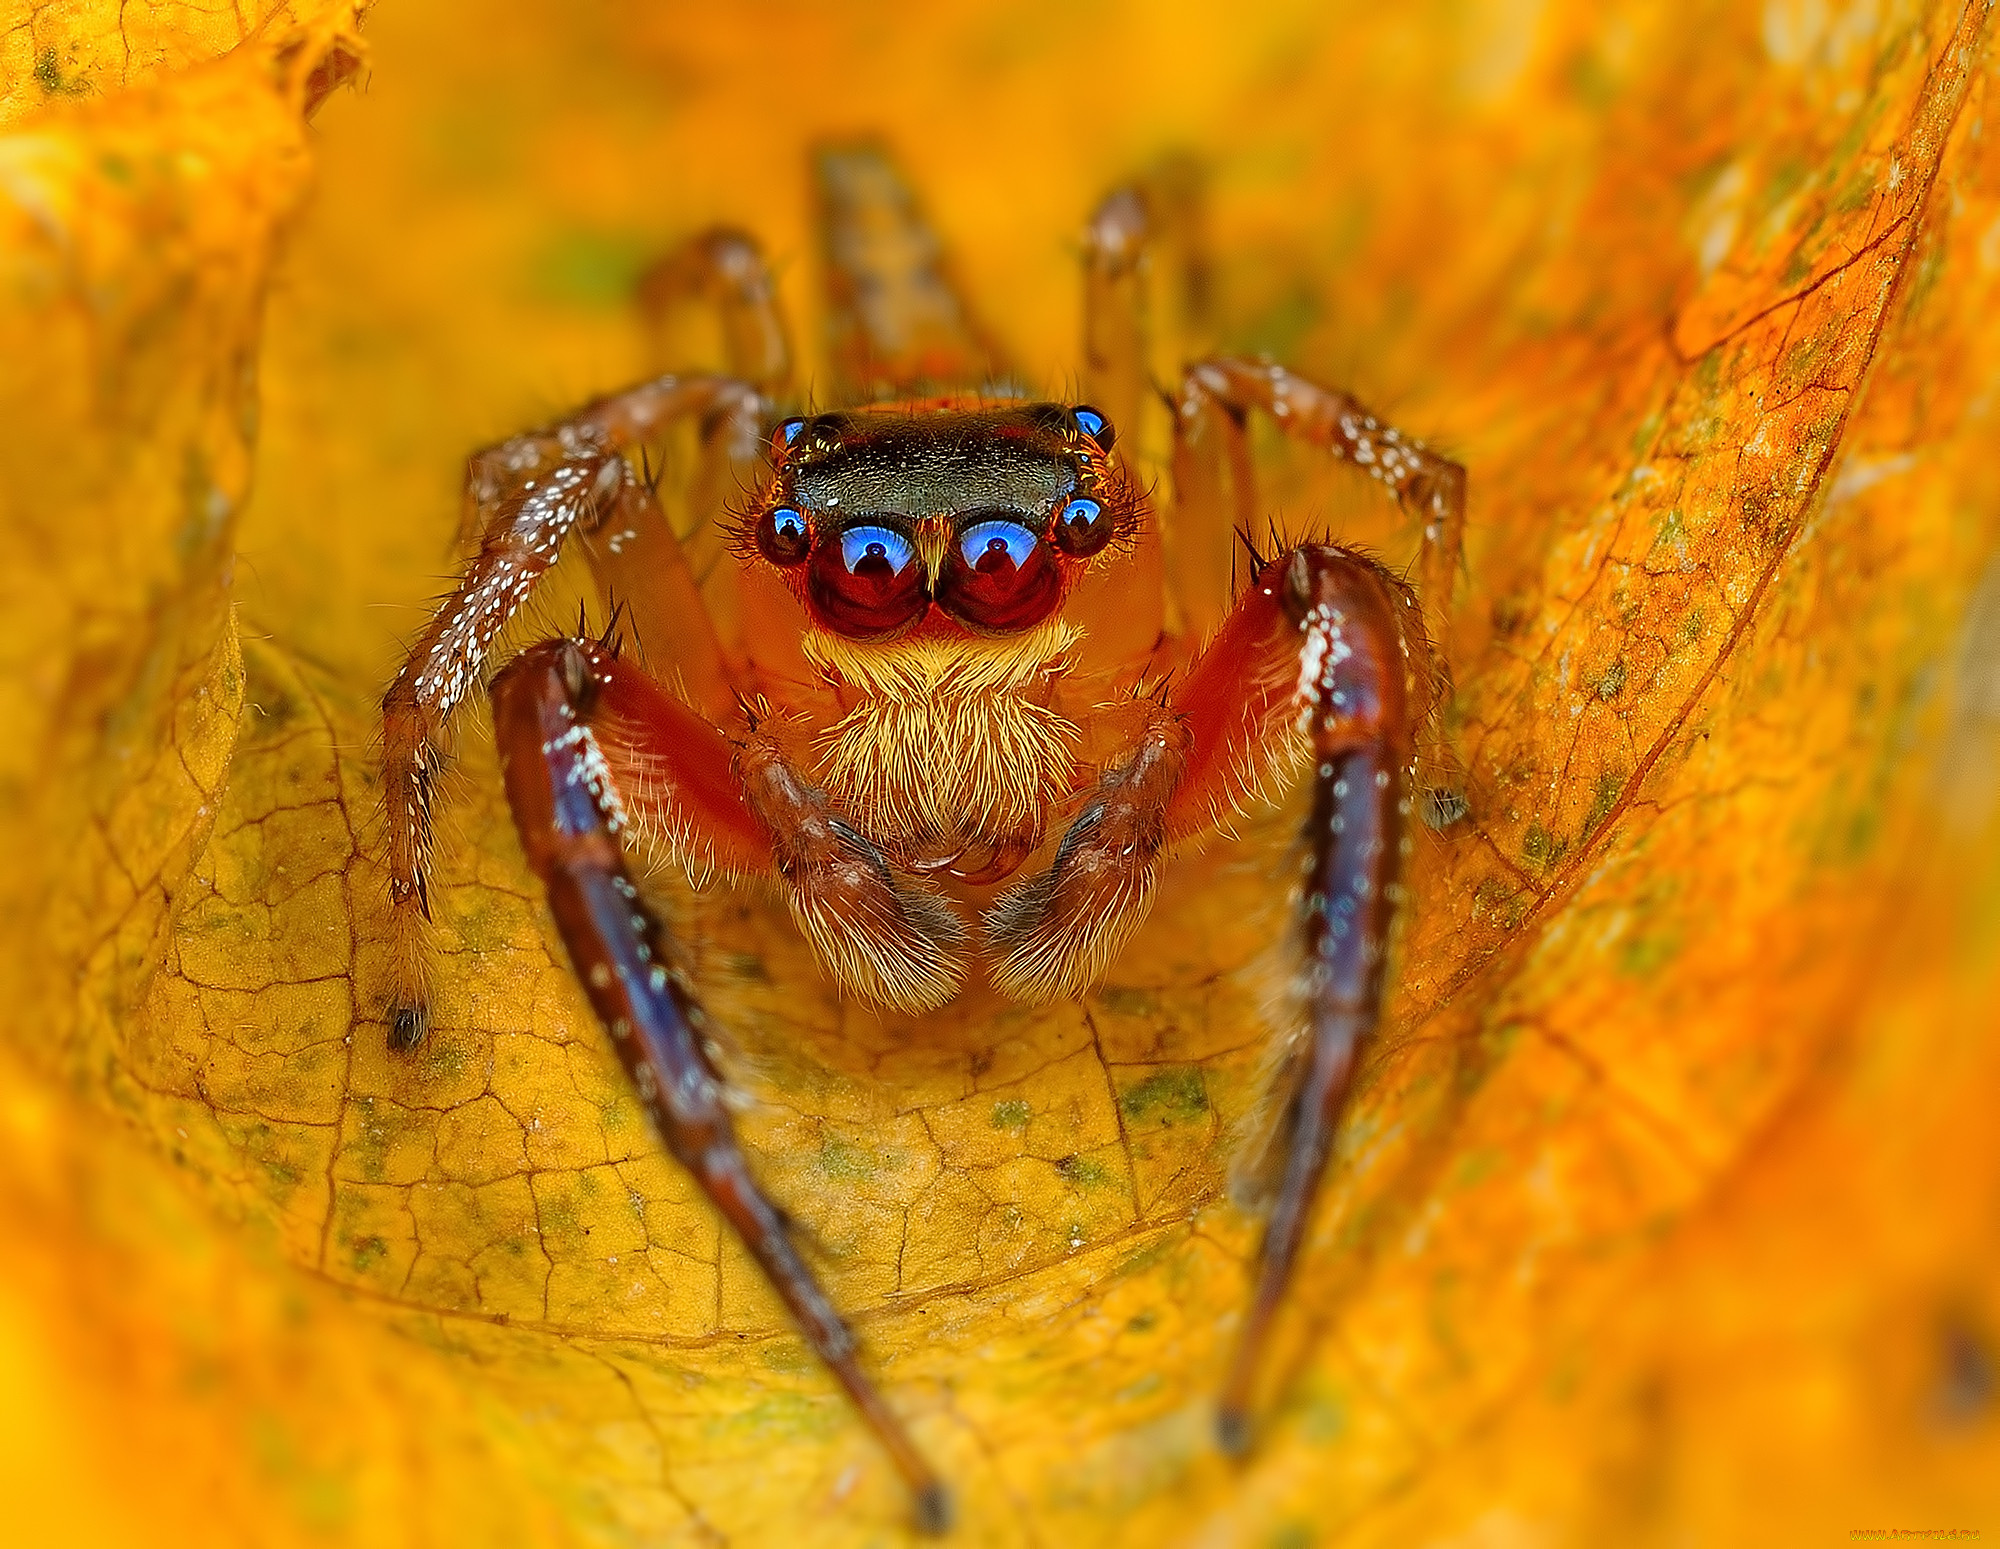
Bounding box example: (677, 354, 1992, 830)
(489, 639, 952, 1536)
(382, 373, 762, 1049)
(814, 141, 1011, 399)
(1167, 362, 1264, 645)
(1081, 185, 1151, 446)
(1174, 356, 1467, 666)
(1081, 162, 1217, 451)
(1213, 548, 1424, 1454)
(635, 226, 793, 393)
(1163, 357, 1464, 1449)
(1175, 354, 1467, 817)
(631, 230, 801, 679)
(988, 537, 1429, 1440)
(1063, 186, 1168, 680)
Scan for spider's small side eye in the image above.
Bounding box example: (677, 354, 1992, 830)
(771, 416, 809, 458)
(1071, 405, 1114, 450)
(1051, 495, 1113, 558)
(756, 504, 812, 566)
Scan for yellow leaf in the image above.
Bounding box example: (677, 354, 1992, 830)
(3, 2, 1998, 1545)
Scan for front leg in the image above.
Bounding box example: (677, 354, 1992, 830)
(490, 639, 951, 1535)
(382, 372, 759, 1048)
(1213, 547, 1421, 1454)
(1175, 355, 1467, 817)
(985, 544, 1429, 1451)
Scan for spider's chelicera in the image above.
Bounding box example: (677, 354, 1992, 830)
(380, 147, 1464, 1533)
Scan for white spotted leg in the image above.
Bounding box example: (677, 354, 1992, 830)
(380, 372, 763, 1049)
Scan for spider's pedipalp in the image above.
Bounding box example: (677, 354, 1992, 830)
(983, 711, 1185, 1003)
(738, 741, 970, 1013)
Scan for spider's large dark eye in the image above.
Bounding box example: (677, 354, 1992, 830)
(936, 518, 1063, 633)
(1050, 495, 1113, 558)
(807, 523, 929, 638)
(755, 504, 811, 566)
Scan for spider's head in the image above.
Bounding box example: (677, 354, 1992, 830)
(739, 400, 1142, 643)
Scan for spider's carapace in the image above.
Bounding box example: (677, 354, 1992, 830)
(379, 146, 1464, 1533)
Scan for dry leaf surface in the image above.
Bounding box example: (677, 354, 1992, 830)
(2, 2, 1998, 1545)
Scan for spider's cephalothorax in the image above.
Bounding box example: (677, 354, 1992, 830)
(380, 147, 1465, 1534)
(758, 409, 1130, 843)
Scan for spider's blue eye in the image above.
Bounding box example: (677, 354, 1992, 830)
(755, 504, 811, 565)
(938, 518, 1061, 631)
(839, 524, 917, 576)
(1070, 404, 1114, 450)
(809, 522, 929, 638)
(771, 416, 810, 462)
(1051, 495, 1113, 557)
(958, 520, 1039, 573)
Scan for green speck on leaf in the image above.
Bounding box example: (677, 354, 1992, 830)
(817, 1134, 876, 1181)
(1233, 283, 1321, 361)
(757, 1341, 811, 1376)
(1619, 924, 1684, 979)
(1119, 1066, 1209, 1125)
(990, 1099, 1031, 1130)
(1584, 769, 1624, 836)
(1093, 984, 1158, 1017)
(1055, 1154, 1111, 1189)
(1651, 507, 1686, 553)
(1452, 1148, 1501, 1189)
(35, 47, 91, 99)
(528, 227, 659, 307)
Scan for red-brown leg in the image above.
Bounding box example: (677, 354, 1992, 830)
(382, 372, 762, 1049)
(635, 226, 792, 392)
(1173, 355, 1467, 819)
(984, 543, 1431, 1450)
(1212, 547, 1423, 1452)
(1173, 355, 1466, 659)
(814, 141, 1010, 399)
(490, 638, 952, 1535)
(629, 230, 794, 674)
(1065, 186, 1168, 680)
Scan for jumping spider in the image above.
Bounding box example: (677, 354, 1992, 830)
(381, 146, 1463, 1532)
